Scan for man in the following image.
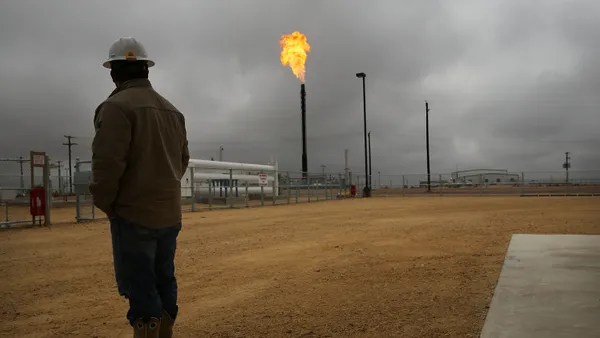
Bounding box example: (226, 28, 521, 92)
(90, 36, 190, 338)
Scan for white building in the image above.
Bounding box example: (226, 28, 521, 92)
(452, 169, 520, 185)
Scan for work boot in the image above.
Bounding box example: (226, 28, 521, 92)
(132, 317, 161, 338)
(159, 310, 175, 338)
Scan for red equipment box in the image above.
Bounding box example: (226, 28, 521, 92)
(30, 187, 46, 217)
(350, 185, 357, 197)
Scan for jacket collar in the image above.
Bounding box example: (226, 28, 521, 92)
(109, 78, 152, 98)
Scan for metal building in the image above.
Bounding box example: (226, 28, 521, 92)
(451, 169, 520, 185)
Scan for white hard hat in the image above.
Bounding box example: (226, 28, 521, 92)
(103, 37, 155, 69)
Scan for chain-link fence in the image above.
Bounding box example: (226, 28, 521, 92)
(0, 186, 31, 228)
(365, 170, 600, 197)
(73, 160, 104, 223)
(70, 162, 350, 222)
(4, 157, 598, 228)
(0, 155, 81, 227)
(0, 158, 31, 227)
(0, 173, 49, 228)
(180, 166, 349, 212)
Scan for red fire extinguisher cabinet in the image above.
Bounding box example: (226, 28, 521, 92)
(30, 187, 46, 217)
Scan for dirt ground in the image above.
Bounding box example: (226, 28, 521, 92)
(1, 196, 599, 338)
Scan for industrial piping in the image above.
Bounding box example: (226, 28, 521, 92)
(188, 159, 276, 172)
(187, 159, 279, 198)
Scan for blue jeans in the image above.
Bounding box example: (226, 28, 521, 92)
(110, 215, 181, 325)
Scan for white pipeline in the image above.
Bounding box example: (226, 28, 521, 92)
(188, 159, 275, 172)
(188, 158, 279, 197)
(193, 172, 275, 182)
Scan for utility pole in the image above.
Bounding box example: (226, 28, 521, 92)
(219, 145, 224, 162)
(320, 164, 326, 179)
(425, 101, 431, 192)
(563, 152, 571, 184)
(63, 135, 77, 194)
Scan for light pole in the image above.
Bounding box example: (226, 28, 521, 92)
(356, 72, 370, 197)
(219, 145, 224, 161)
(368, 131, 372, 191)
(425, 101, 431, 192)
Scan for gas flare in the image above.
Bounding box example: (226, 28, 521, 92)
(280, 31, 310, 82)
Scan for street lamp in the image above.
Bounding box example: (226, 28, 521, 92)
(368, 130, 372, 191)
(425, 101, 431, 192)
(356, 72, 370, 197)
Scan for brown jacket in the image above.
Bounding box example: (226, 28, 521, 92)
(90, 79, 190, 228)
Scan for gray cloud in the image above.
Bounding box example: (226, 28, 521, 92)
(0, 0, 598, 181)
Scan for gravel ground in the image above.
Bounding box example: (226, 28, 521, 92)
(1, 196, 599, 337)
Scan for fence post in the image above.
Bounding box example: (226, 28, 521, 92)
(245, 180, 249, 208)
(208, 179, 213, 211)
(43, 155, 51, 226)
(316, 176, 320, 202)
(190, 167, 196, 212)
(229, 169, 234, 209)
(272, 169, 276, 206)
(521, 172, 525, 196)
(260, 171, 265, 207)
(479, 174, 484, 196)
(308, 177, 311, 203)
(402, 175, 405, 196)
(346, 172, 350, 197)
(75, 159, 81, 222)
(326, 175, 333, 200)
(91, 197, 95, 220)
(286, 172, 291, 204)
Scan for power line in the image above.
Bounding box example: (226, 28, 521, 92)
(63, 135, 77, 194)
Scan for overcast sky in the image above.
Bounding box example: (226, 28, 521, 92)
(1, 0, 599, 178)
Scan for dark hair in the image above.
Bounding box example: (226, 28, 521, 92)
(110, 60, 149, 84)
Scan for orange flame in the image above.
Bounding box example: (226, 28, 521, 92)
(280, 31, 311, 82)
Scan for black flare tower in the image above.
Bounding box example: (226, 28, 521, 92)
(301, 83, 308, 179)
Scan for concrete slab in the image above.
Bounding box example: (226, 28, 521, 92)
(480, 234, 600, 338)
